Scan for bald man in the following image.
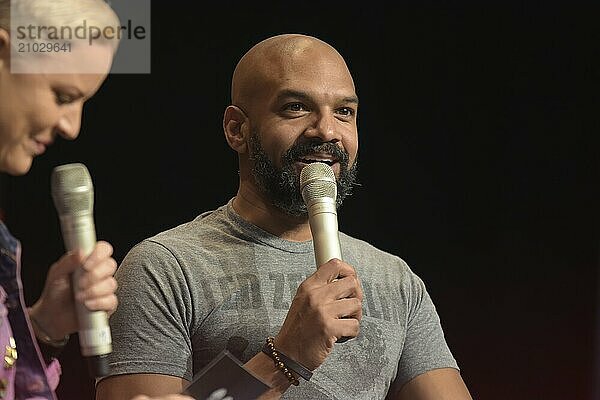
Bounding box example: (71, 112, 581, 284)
(96, 34, 472, 400)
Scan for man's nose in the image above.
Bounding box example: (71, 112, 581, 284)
(304, 110, 341, 143)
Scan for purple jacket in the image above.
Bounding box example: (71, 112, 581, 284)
(0, 221, 61, 400)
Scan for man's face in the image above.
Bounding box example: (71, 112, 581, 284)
(245, 47, 360, 216)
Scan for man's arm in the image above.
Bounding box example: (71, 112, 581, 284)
(96, 374, 188, 400)
(388, 368, 472, 400)
(94, 352, 301, 400)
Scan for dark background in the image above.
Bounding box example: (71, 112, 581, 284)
(0, 2, 598, 399)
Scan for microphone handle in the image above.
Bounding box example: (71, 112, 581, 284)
(59, 213, 112, 376)
(306, 198, 350, 343)
(307, 199, 342, 266)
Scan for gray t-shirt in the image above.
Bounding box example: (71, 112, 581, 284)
(105, 201, 458, 399)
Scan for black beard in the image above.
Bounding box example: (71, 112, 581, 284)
(249, 132, 358, 217)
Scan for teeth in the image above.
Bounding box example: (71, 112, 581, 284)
(301, 159, 335, 165)
(302, 158, 334, 162)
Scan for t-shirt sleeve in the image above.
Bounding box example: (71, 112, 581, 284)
(391, 268, 459, 391)
(101, 239, 195, 381)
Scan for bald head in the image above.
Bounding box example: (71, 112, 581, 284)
(231, 34, 354, 113)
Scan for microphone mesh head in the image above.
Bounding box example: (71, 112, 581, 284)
(51, 163, 94, 215)
(300, 162, 337, 203)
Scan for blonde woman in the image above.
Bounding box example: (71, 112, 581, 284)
(0, 1, 190, 399)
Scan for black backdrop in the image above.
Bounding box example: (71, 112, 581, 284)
(0, 2, 598, 400)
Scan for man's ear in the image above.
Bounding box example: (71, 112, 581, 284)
(223, 105, 250, 154)
(0, 29, 10, 71)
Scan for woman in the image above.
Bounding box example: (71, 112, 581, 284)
(0, 1, 190, 399)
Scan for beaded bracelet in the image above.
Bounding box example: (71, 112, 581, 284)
(262, 337, 313, 386)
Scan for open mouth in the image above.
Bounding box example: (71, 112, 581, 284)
(298, 157, 337, 166)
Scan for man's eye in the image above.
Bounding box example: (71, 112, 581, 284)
(285, 103, 307, 112)
(337, 107, 355, 117)
(55, 93, 74, 105)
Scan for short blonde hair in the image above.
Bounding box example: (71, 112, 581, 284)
(0, 0, 120, 50)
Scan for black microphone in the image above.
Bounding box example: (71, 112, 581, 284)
(51, 163, 112, 378)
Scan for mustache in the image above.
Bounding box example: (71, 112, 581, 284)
(282, 141, 350, 165)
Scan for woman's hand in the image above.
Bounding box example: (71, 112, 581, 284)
(28, 241, 118, 340)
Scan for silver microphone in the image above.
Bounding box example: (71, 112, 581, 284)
(51, 163, 111, 377)
(300, 162, 342, 267)
(301, 162, 350, 343)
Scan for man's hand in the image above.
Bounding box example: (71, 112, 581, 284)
(274, 258, 363, 370)
(29, 241, 118, 340)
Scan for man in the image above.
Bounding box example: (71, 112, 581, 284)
(96, 34, 472, 400)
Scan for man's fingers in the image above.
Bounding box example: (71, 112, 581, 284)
(332, 317, 361, 340)
(314, 258, 356, 284)
(332, 297, 363, 320)
(323, 274, 361, 300)
(320, 297, 362, 322)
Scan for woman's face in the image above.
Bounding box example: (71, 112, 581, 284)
(0, 35, 112, 175)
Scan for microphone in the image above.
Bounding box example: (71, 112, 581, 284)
(300, 162, 350, 343)
(51, 163, 112, 378)
(300, 162, 342, 267)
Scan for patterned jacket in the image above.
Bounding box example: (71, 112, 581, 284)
(0, 222, 60, 400)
